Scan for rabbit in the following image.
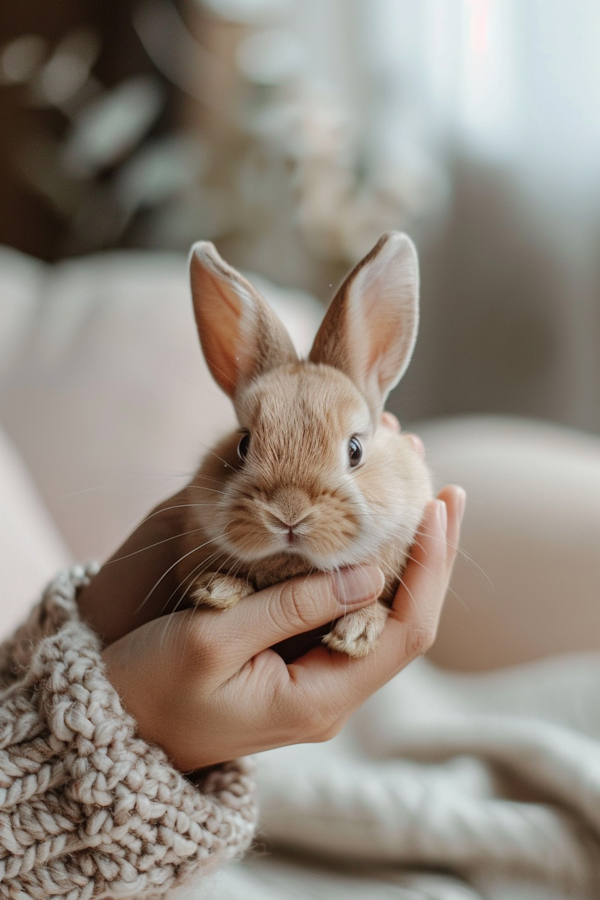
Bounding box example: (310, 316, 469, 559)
(176, 231, 432, 657)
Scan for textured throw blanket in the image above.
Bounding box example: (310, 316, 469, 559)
(178, 652, 600, 900)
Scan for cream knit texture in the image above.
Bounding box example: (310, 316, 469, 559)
(0, 565, 257, 899)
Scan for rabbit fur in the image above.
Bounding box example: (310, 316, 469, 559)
(177, 232, 432, 657)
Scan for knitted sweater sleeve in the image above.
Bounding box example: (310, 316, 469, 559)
(0, 564, 257, 899)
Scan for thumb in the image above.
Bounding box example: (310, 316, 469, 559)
(218, 566, 385, 661)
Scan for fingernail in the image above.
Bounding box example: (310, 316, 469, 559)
(434, 499, 447, 532)
(333, 566, 384, 607)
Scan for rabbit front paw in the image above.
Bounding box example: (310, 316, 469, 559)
(191, 572, 255, 609)
(322, 602, 388, 657)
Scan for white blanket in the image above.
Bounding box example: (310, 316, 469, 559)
(177, 652, 600, 900)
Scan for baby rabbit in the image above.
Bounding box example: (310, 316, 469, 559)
(178, 232, 432, 657)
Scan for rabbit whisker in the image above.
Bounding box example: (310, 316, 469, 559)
(137, 535, 223, 615)
(106, 526, 211, 565)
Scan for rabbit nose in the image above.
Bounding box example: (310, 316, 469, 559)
(267, 511, 308, 531)
(266, 513, 310, 546)
(265, 487, 312, 536)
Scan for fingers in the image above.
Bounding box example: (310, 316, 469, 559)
(385, 496, 451, 657)
(381, 411, 400, 432)
(109, 485, 465, 766)
(440, 484, 466, 576)
(209, 566, 384, 668)
(281, 486, 466, 727)
(380, 413, 424, 459)
(372, 485, 466, 670)
(405, 432, 425, 457)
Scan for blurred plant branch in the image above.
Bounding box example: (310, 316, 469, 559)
(0, 0, 443, 287)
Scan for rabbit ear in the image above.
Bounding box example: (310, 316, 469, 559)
(309, 232, 419, 415)
(189, 242, 298, 399)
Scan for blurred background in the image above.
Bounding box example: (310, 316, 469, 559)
(5, 6, 600, 893)
(4, 0, 600, 599)
(3, 0, 600, 433)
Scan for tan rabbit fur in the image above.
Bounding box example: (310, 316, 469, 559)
(177, 232, 432, 657)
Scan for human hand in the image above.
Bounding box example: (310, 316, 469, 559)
(102, 484, 466, 770)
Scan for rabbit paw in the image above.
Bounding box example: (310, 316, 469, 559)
(323, 603, 388, 657)
(191, 572, 255, 609)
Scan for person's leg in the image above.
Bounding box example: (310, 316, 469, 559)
(0, 425, 70, 640)
(417, 417, 600, 672)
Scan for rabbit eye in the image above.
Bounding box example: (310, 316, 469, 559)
(348, 436, 363, 468)
(237, 433, 250, 462)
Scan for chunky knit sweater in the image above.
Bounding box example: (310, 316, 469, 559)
(0, 565, 257, 899)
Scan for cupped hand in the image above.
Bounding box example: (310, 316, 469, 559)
(102, 485, 466, 770)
